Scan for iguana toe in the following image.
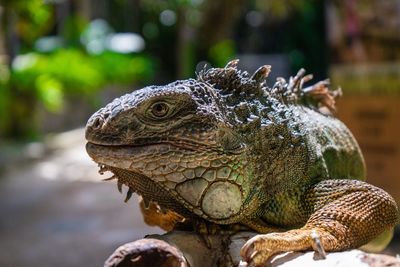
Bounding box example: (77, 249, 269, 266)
(241, 234, 276, 266)
(240, 230, 327, 266)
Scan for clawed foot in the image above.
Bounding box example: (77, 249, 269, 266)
(240, 234, 277, 266)
(240, 230, 328, 266)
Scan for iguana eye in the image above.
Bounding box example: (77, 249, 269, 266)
(150, 101, 170, 118)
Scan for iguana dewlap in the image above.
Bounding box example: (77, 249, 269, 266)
(85, 60, 399, 266)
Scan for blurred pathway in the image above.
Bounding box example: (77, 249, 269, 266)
(0, 129, 161, 267)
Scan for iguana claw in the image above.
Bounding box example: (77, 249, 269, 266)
(241, 234, 275, 266)
(240, 230, 327, 266)
(310, 230, 327, 259)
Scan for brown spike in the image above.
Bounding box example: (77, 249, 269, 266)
(225, 59, 239, 69)
(117, 181, 123, 193)
(124, 188, 134, 203)
(276, 77, 286, 84)
(251, 65, 271, 81)
(288, 68, 306, 90)
(303, 79, 339, 114)
(296, 68, 306, 76)
(299, 74, 314, 90)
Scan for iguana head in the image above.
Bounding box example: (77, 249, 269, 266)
(86, 64, 252, 224)
(85, 59, 338, 224)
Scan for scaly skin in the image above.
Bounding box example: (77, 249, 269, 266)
(85, 60, 399, 266)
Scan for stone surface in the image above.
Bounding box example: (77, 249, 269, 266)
(108, 231, 400, 267)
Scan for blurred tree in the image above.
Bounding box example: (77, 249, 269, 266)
(196, 0, 247, 53)
(0, 0, 53, 139)
(233, 0, 327, 78)
(139, 0, 247, 78)
(139, 0, 324, 79)
(254, 0, 308, 20)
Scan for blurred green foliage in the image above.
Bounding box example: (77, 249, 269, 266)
(0, 50, 154, 139)
(1, 0, 53, 44)
(0, 1, 155, 140)
(208, 40, 236, 67)
(10, 50, 154, 111)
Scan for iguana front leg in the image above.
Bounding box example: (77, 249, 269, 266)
(241, 180, 399, 266)
(139, 198, 246, 235)
(139, 198, 185, 231)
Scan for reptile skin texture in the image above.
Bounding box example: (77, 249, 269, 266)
(85, 60, 399, 266)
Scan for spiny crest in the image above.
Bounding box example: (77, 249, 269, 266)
(271, 68, 342, 114)
(197, 59, 270, 97)
(197, 59, 342, 114)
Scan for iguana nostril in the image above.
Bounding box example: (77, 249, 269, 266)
(92, 117, 103, 129)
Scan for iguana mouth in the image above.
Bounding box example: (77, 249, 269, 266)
(86, 133, 220, 149)
(86, 142, 193, 169)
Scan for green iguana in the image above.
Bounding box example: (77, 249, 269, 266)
(85, 60, 399, 266)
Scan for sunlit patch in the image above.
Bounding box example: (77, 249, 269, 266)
(35, 131, 103, 182)
(36, 161, 59, 180)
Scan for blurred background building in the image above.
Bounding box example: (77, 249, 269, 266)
(0, 0, 399, 266)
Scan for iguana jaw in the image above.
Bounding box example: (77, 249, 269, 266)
(86, 141, 195, 209)
(86, 141, 250, 224)
(86, 141, 197, 174)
